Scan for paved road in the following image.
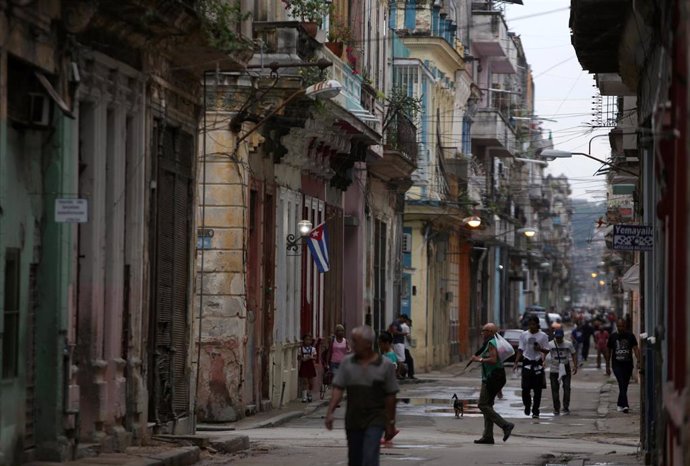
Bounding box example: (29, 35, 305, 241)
(198, 360, 643, 466)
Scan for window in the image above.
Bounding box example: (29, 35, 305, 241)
(3, 248, 20, 379)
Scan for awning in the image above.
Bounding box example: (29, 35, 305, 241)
(621, 263, 639, 291)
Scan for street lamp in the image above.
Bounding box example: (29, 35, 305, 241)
(477, 226, 539, 240)
(538, 149, 638, 177)
(463, 215, 482, 228)
(286, 219, 313, 252)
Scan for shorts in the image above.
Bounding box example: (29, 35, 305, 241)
(393, 343, 406, 363)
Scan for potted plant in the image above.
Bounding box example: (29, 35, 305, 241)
(281, 0, 330, 37)
(326, 17, 352, 57)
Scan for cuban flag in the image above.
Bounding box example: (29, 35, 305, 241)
(307, 223, 330, 273)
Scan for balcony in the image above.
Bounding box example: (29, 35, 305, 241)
(471, 109, 516, 156)
(471, 9, 509, 56)
(570, 0, 631, 73)
(369, 113, 418, 181)
(323, 47, 379, 129)
(82, 1, 254, 74)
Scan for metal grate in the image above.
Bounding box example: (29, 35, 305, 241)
(592, 92, 619, 127)
(151, 124, 192, 422)
(24, 263, 38, 448)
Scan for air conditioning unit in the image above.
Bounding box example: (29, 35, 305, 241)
(402, 233, 412, 253)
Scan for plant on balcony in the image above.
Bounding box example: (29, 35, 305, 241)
(197, 0, 252, 54)
(282, 0, 329, 25)
(298, 58, 326, 87)
(328, 14, 352, 45)
(382, 86, 422, 132)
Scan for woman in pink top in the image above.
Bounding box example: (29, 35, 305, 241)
(323, 324, 351, 375)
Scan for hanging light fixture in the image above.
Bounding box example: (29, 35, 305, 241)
(463, 215, 482, 228)
(517, 227, 537, 237)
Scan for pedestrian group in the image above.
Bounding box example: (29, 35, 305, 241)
(317, 309, 638, 465)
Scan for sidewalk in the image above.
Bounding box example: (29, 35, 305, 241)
(197, 397, 330, 432)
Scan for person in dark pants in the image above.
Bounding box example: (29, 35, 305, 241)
(606, 318, 640, 413)
(401, 314, 415, 379)
(514, 315, 550, 418)
(471, 323, 514, 444)
(581, 320, 594, 361)
(547, 329, 578, 415)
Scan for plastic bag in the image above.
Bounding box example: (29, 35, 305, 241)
(494, 333, 516, 363)
(558, 363, 567, 380)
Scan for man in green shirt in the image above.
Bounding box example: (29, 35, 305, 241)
(471, 323, 515, 444)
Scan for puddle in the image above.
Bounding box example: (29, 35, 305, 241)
(397, 391, 557, 420)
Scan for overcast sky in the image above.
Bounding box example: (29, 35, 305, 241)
(503, 0, 609, 201)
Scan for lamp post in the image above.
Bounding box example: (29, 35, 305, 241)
(538, 149, 638, 177)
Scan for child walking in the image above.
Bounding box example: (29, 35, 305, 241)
(298, 334, 317, 403)
(378, 331, 398, 365)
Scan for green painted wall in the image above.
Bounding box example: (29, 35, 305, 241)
(0, 104, 75, 463)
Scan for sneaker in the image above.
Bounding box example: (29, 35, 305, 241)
(524, 407, 531, 416)
(473, 438, 495, 444)
(616, 406, 624, 412)
(623, 407, 629, 413)
(532, 414, 539, 419)
(553, 410, 560, 416)
(562, 409, 570, 415)
(502, 423, 515, 442)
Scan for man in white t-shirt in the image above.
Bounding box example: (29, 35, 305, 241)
(548, 329, 577, 415)
(514, 315, 550, 418)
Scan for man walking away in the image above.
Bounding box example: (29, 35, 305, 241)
(548, 329, 577, 415)
(400, 314, 415, 379)
(514, 315, 550, 418)
(606, 318, 640, 413)
(581, 320, 594, 362)
(471, 323, 514, 444)
(325, 326, 399, 466)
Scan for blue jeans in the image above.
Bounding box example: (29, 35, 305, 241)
(346, 426, 385, 466)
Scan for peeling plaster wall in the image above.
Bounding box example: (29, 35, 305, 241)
(194, 115, 250, 422)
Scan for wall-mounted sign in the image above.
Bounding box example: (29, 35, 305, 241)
(612, 224, 653, 251)
(55, 198, 88, 223)
(197, 228, 214, 249)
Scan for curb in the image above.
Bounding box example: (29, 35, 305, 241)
(208, 435, 250, 454)
(148, 446, 200, 466)
(234, 399, 330, 430)
(24, 446, 201, 466)
(597, 382, 611, 417)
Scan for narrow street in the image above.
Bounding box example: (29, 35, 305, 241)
(197, 360, 642, 466)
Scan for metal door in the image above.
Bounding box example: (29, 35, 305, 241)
(148, 123, 193, 424)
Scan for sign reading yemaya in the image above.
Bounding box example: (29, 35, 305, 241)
(612, 224, 653, 251)
(55, 198, 88, 223)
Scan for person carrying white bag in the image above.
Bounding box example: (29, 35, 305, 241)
(547, 328, 578, 415)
